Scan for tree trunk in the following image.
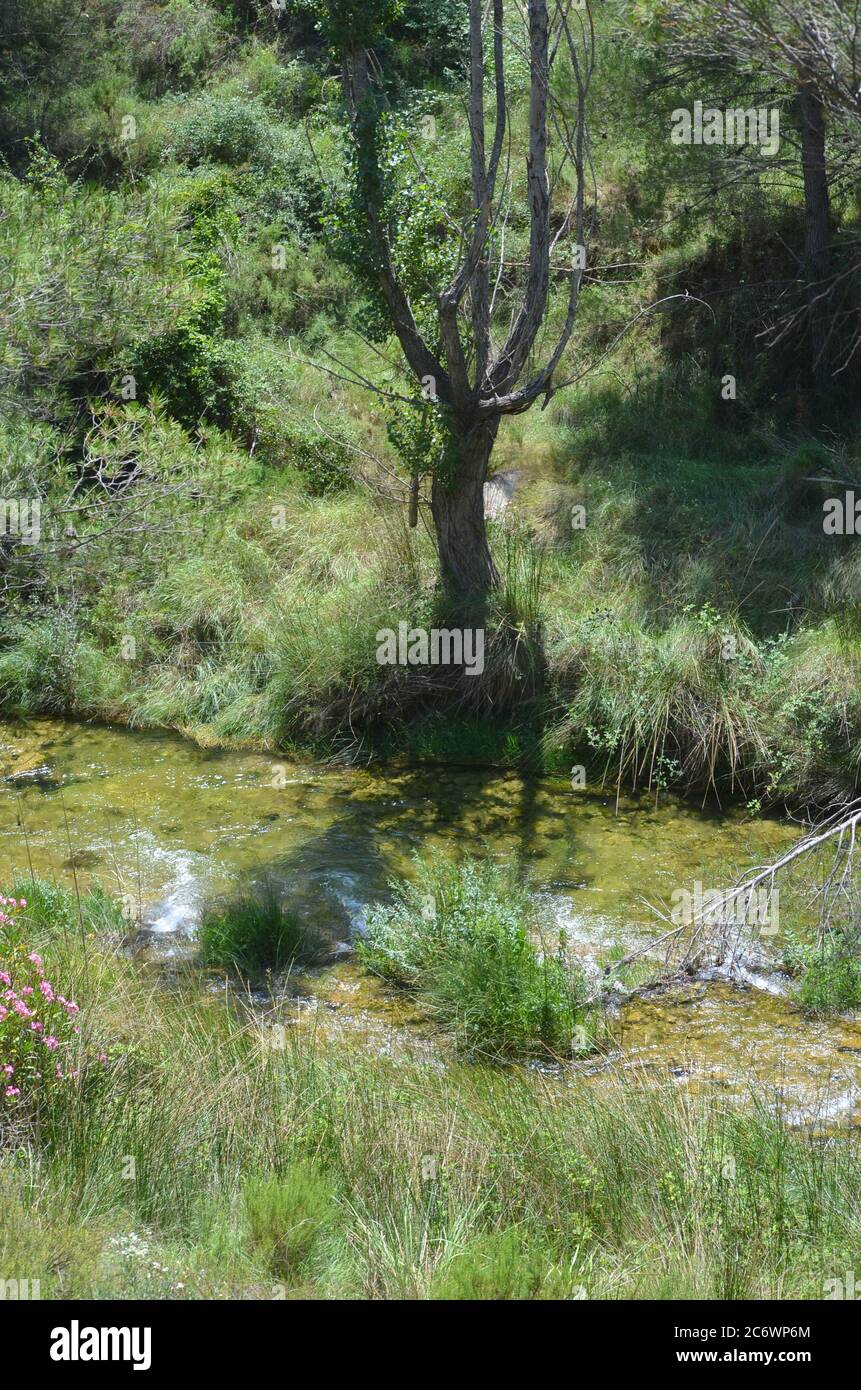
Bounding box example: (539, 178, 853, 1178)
(430, 418, 500, 605)
(798, 80, 831, 389)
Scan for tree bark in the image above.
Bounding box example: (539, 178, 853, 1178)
(430, 418, 500, 604)
(798, 80, 831, 389)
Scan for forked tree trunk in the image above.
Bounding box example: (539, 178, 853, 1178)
(338, 1, 591, 607)
(430, 417, 500, 604)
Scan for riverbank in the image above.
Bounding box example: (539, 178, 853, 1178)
(3, 884, 861, 1301)
(2, 426, 861, 810)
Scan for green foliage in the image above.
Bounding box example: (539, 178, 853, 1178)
(0, 147, 194, 420)
(280, 420, 355, 495)
(116, 0, 229, 96)
(198, 880, 327, 975)
(786, 932, 861, 1017)
(300, 0, 405, 54)
(358, 857, 593, 1058)
(171, 94, 272, 167)
(0, 614, 120, 717)
(223, 349, 357, 490)
(430, 1230, 561, 1300)
(132, 171, 237, 428)
(243, 1168, 335, 1278)
(325, 106, 460, 347)
(0, 0, 114, 161)
(226, 47, 324, 119)
(386, 398, 457, 488)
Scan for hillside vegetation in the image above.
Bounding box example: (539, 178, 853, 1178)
(1, 0, 860, 807)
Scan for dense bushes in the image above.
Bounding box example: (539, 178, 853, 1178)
(116, 0, 229, 96)
(0, 150, 194, 420)
(170, 94, 271, 167)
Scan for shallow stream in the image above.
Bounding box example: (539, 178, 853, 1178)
(3, 718, 860, 1127)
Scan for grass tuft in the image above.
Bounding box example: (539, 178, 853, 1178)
(198, 879, 327, 976)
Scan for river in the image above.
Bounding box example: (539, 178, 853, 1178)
(3, 716, 860, 1127)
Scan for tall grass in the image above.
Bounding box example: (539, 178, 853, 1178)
(2, 943, 860, 1298)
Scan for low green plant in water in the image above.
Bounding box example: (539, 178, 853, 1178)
(198, 880, 326, 976)
(358, 857, 593, 1059)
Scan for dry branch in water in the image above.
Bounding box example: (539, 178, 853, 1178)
(602, 800, 861, 991)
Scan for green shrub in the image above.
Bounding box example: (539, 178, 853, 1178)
(787, 932, 861, 1016)
(0, 152, 193, 420)
(358, 857, 593, 1059)
(430, 1230, 559, 1301)
(228, 48, 323, 118)
(170, 95, 272, 167)
(131, 171, 238, 428)
(198, 880, 326, 975)
(242, 1168, 334, 1278)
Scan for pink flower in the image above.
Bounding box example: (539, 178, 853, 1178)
(4, 1086, 20, 1099)
(44, 1036, 59, 1051)
(3, 1065, 13, 1075)
(28, 952, 42, 967)
(39, 981, 54, 1002)
(65, 1001, 79, 1014)
(0, 972, 10, 987)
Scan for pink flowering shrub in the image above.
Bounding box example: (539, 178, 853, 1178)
(0, 895, 83, 1112)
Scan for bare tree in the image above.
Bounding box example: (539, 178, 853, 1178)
(329, 0, 594, 603)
